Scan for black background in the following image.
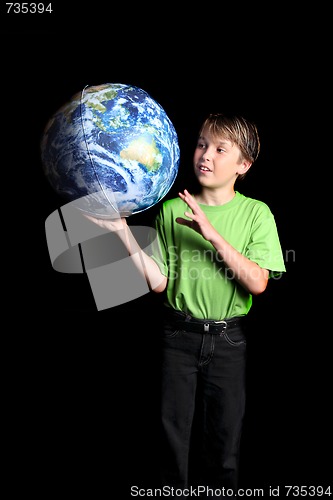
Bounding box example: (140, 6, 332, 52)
(2, 4, 331, 497)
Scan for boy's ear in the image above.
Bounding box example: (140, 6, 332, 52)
(238, 161, 252, 175)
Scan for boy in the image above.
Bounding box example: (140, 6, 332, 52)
(86, 113, 286, 493)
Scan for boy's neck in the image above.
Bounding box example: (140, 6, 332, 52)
(195, 187, 236, 206)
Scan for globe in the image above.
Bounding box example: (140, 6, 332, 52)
(41, 83, 180, 218)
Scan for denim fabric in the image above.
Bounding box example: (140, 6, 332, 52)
(159, 313, 247, 494)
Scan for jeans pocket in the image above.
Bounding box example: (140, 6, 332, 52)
(162, 321, 184, 339)
(223, 328, 247, 347)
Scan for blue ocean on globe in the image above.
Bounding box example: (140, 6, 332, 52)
(41, 83, 180, 217)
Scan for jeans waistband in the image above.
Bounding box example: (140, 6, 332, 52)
(165, 307, 245, 335)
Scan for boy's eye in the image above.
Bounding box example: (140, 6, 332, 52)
(197, 142, 206, 149)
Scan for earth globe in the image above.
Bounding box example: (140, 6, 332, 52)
(40, 83, 180, 218)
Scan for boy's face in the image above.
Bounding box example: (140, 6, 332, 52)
(193, 129, 251, 189)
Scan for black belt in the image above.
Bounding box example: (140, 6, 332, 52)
(165, 308, 244, 335)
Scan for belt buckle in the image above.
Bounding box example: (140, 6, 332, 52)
(204, 320, 227, 335)
(216, 320, 227, 336)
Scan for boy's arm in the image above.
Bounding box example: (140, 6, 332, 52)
(176, 190, 269, 296)
(208, 235, 269, 295)
(84, 215, 168, 293)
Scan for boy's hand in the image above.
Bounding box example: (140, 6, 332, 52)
(83, 213, 128, 232)
(176, 189, 217, 243)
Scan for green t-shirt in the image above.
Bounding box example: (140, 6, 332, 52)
(150, 191, 286, 320)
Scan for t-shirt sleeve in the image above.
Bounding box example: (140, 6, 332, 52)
(245, 207, 286, 278)
(147, 210, 169, 277)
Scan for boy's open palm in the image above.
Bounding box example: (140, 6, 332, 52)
(83, 214, 127, 233)
(176, 189, 217, 243)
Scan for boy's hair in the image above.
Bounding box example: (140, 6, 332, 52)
(199, 113, 260, 180)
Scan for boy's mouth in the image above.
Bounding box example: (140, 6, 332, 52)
(198, 165, 212, 172)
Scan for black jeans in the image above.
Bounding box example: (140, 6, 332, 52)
(159, 311, 247, 494)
